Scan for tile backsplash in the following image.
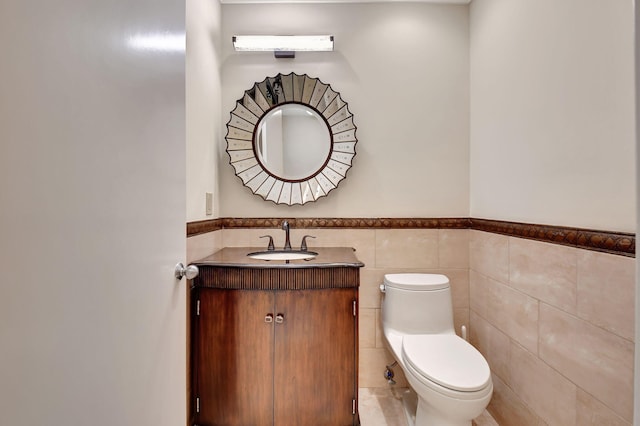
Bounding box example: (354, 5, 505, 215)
(187, 223, 635, 426)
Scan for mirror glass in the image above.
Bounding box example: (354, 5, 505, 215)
(255, 104, 331, 181)
(225, 72, 357, 206)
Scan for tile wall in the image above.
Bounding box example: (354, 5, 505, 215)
(187, 227, 472, 390)
(186, 226, 635, 425)
(469, 230, 635, 426)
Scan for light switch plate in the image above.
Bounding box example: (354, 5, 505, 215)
(205, 192, 213, 216)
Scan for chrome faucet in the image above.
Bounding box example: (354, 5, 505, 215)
(282, 220, 292, 250)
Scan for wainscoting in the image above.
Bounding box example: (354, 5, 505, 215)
(187, 217, 635, 426)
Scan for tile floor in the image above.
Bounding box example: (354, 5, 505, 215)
(359, 387, 409, 426)
(358, 387, 498, 426)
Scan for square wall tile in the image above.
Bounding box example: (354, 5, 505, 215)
(296, 228, 375, 267)
(375, 308, 384, 349)
(359, 347, 407, 388)
(469, 270, 489, 318)
(576, 389, 631, 426)
(375, 229, 439, 269)
(360, 268, 386, 309)
(187, 230, 222, 262)
(222, 228, 272, 247)
(438, 229, 469, 268)
(470, 230, 509, 283)
(359, 307, 377, 349)
(470, 270, 539, 353)
(488, 373, 541, 426)
(469, 311, 510, 382)
(508, 237, 577, 314)
(447, 268, 470, 309)
(577, 250, 635, 341)
(509, 342, 577, 426)
(539, 303, 634, 422)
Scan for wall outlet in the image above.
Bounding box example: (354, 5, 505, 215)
(205, 192, 213, 216)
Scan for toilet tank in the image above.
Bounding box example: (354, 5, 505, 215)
(381, 273, 455, 335)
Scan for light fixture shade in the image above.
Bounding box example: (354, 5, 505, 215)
(232, 35, 334, 52)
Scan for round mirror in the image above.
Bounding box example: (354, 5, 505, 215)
(255, 104, 331, 181)
(226, 73, 357, 206)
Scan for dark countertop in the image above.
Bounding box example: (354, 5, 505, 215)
(193, 247, 365, 269)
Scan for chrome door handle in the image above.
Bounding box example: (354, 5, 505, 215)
(174, 263, 199, 280)
(275, 313, 284, 324)
(265, 314, 274, 323)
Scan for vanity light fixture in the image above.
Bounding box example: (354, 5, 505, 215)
(232, 35, 334, 59)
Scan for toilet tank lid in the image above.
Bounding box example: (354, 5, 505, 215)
(383, 273, 449, 291)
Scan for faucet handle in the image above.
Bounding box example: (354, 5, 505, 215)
(300, 235, 316, 251)
(260, 235, 275, 251)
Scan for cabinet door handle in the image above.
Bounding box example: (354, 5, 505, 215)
(275, 313, 284, 324)
(265, 314, 274, 323)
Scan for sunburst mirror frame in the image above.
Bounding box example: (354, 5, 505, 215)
(225, 72, 358, 205)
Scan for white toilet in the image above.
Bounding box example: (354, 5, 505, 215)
(381, 273, 493, 426)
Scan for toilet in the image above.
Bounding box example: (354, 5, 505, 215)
(381, 273, 493, 426)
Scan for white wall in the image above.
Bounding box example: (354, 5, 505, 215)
(187, 0, 222, 221)
(470, 0, 636, 232)
(190, 0, 636, 229)
(219, 3, 470, 218)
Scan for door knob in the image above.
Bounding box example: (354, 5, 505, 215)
(275, 313, 285, 324)
(265, 314, 274, 323)
(174, 263, 199, 280)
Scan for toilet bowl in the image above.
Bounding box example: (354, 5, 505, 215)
(381, 273, 493, 426)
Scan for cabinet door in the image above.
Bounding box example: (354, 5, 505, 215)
(194, 289, 275, 426)
(274, 288, 357, 426)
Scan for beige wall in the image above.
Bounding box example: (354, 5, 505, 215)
(186, 0, 221, 221)
(469, 0, 636, 232)
(218, 3, 470, 218)
(469, 230, 635, 425)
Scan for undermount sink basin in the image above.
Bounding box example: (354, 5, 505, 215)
(247, 250, 318, 261)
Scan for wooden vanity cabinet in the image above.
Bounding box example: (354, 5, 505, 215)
(191, 265, 360, 426)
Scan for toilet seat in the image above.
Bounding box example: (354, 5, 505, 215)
(402, 334, 491, 393)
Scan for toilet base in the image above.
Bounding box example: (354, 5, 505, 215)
(401, 389, 417, 426)
(402, 388, 473, 426)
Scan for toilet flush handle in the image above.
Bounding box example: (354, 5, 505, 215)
(379, 284, 385, 293)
